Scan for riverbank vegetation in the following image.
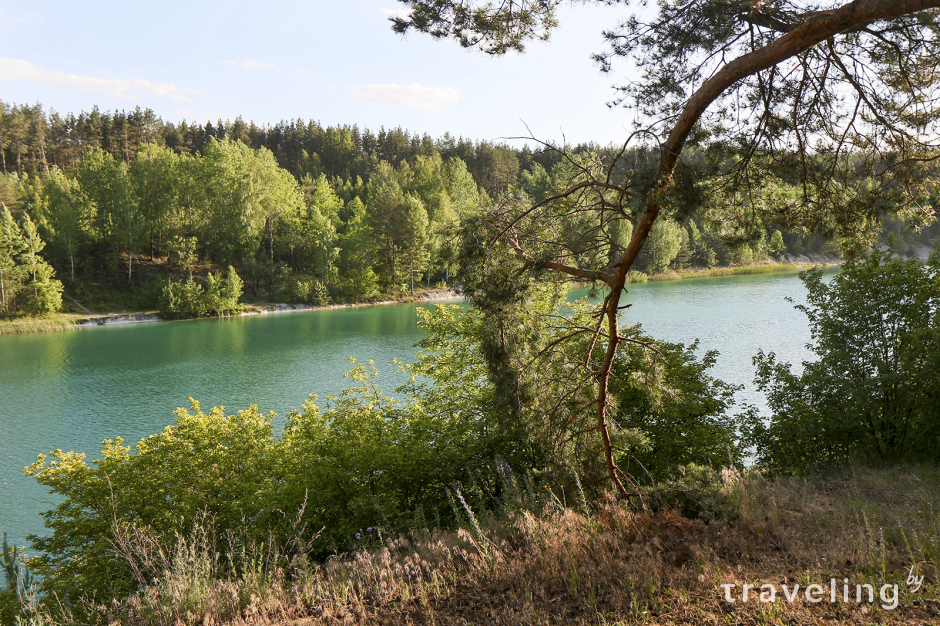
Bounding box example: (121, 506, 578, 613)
(5, 0, 940, 622)
(0, 99, 935, 329)
(3, 254, 940, 624)
(7, 464, 939, 625)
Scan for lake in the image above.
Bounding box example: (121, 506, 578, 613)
(0, 269, 823, 548)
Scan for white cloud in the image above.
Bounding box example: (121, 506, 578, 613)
(345, 82, 459, 111)
(224, 59, 277, 71)
(0, 58, 196, 102)
(0, 8, 43, 31)
(380, 8, 412, 19)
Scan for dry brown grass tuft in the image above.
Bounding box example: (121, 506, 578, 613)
(18, 465, 940, 625)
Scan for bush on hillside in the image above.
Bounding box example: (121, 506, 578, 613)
(751, 251, 940, 472)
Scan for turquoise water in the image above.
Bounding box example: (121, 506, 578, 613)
(0, 271, 821, 549)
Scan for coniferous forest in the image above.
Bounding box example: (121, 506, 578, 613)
(4, 100, 931, 320)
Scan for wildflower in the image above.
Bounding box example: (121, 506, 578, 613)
(356, 532, 361, 539)
(367, 527, 373, 532)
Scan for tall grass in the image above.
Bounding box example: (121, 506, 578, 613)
(10, 464, 940, 625)
(0, 316, 78, 335)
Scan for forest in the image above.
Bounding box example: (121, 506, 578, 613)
(2, 99, 920, 320)
(4, 0, 940, 619)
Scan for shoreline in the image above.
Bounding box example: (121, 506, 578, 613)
(0, 259, 836, 336)
(0, 288, 464, 335)
(629, 256, 840, 283)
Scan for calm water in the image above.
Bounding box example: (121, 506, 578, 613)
(0, 270, 823, 548)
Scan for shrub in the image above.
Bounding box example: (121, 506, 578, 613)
(751, 251, 940, 472)
(22, 309, 525, 609)
(271, 267, 330, 305)
(609, 332, 745, 480)
(159, 266, 242, 318)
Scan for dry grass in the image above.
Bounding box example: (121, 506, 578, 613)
(16, 465, 940, 626)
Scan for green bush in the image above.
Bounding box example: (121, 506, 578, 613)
(751, 251, 940, 472)
(159, 266, 242, 318)
(652, 464, 737, 521)
(337, 267, 380, 302)
(22, 306, 524, 609)
(271, 266, 330, 305)
(769, 230, 786, 258)
(160, 277, 206, 317)
(609, 331, 745, 480)
(20, 270, 63, 316)
(25, 401, 279, 606)
(2, 532, 32, 624)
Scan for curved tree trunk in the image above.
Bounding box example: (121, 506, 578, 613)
(594, 0, 940, 497)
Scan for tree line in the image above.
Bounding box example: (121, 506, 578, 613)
(0, 101, 531, 195)
(1, 99, 928, 317)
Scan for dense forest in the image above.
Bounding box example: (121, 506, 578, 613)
(4, 100, 926, 319)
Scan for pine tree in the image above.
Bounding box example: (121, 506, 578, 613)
(0, 206, 24, 313)
(17, 213, 63, 314)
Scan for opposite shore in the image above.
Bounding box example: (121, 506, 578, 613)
(0, 257, 837, 335)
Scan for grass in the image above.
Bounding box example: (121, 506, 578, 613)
(630, 260, 832, 284)
(9, 464, 939, 625)
(0, 314, 81, 335)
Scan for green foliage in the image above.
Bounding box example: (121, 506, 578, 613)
(0, 205, 62, 316)
(609, 331, 744, 480)
(642, 218, 682, 274)
(160, 277, 206, 317)
(204, 266, 243, 316)
(159, 266, 242, 318)
(1, 532, 32, 624)
(769, 230, 786, 258)
(751, 251, 940, 472)
(391, 0, 558, 55)
(6, 97, 910, 317)
(271, 266, 330, 305)
(129, 143, 179, 259)
(24, 400, 279, 606)
(77, 148, 143, 280)
(652, 464, 738, 521)
(168, 235, 199, 279)
(453, 241, 747, 488)
(21, 307, 531, 609)
(336, 197, 380, 301)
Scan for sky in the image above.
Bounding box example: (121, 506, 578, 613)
(0, 0, 641, 147)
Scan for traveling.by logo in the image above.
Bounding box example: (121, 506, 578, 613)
(907, 565, 924, 593)
(720, 567, 926, 611)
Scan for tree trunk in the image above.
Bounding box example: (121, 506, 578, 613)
(39, 140, 50, 175)
(387, 235, 396, 286)
(569, 0, 940, 499)
(67, 233, 74, 282)
(268, 219, 274, 261)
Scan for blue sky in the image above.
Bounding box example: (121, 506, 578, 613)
(0, 1, 639, 146)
